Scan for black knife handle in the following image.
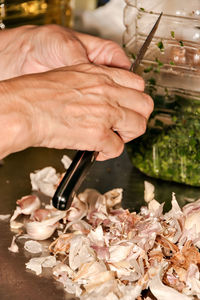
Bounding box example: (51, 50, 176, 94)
(52, 150, 98, 210)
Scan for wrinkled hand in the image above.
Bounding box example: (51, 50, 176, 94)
(0, 25, 130, 80)
(0, 64, 153, 160)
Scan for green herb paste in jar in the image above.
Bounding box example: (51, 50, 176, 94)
(127, 95, 200, 186)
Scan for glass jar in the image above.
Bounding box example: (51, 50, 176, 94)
(0, 0, 74, 29)
(124, 0, 200, 186)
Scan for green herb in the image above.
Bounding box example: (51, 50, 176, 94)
(127, 95, 200, 187)
(170, 61, 175, 65)
(164, 88, 169, 98)
(144, 66, 153, 73)
(170, 31, 175, 38)
(147, 77, 156, 85)
(154, 68, 161, 73)
(155, 58, 163, 67)
(131, 53, 136, 60)
(179, 40, 184, 47)
(146, 78, 157, 96)
(157, 41, 164, 52)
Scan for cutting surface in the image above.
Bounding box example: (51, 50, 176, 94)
(0, 147, 200, 300)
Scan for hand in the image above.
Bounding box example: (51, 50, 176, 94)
(0, 63, 153, 160)
(0, 25, 130, 80)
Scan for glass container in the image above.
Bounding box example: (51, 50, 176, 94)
(124, 0, 200, 186)
(0, 0, 74, 28)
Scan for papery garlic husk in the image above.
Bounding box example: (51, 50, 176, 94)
(0, 214, 10, 221)
(61, 155, 72, 170)
(30, 167, 60, 197)
(149, 267, 191, 300)
(24, 240, 43, 253)
(10, 195, 40, 222)
(144, 181, 155, 203)
(8, 235, 19, 253)
(66, 195, 87, 222)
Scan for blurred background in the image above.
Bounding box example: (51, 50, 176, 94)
(0, 0, 125, 44)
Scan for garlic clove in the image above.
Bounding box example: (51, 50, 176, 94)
(10, 195, 41, 222)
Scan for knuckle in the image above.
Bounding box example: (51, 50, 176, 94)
(102, 40, 119, 51)
(113, 142, 124, 158)
(38, 24, 60, 34)
(95, 125, 109, 143)
(138, 76, 145, 91)
(99, 72, 114, 84)
(139, 116, 147, 136)
(95, 74, 115, 93)
(143, 94, 154, 117)
(131, 74, 145, 91)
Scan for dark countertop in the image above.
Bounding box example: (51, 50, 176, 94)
(1, 147, 200, 300)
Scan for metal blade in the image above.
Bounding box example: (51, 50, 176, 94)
(130, 12, 163, 73)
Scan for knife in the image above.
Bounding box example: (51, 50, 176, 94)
(52, 12, 163, 211)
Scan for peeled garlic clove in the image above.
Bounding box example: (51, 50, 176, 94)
(25, 221, 58, 240)
(25, 210, 66, 240)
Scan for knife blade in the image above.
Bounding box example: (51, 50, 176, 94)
(130, 12, 163, 72)
(52, 12, 163, 211)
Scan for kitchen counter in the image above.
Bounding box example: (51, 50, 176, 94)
(1, 147, 200, 299)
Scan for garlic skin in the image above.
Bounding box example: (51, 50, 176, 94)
(0, 214, 11, 221)
(149, 268, 191, 300)
(24, 240, 43, 253)
(61, 155, 72, 170)
(183, 200, 200, 248)
(144, 181, 155, 203)
(10, 195, 41, 222)
(8, 236, 19, 253)
(30, 167, 60, 197)
(26, 256, 57, 276)
(184, 212, 200, 248)
(184, 212, 200, 233)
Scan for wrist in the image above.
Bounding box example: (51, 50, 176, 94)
(0, 80, 34, 158)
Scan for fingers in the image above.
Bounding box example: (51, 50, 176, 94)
(15, 64, 153, 162)
(65, 63, 145, 92)
(112, 107, 148, 143)
(62, 65, 152, 120)
(83, 127, 125, 161)
(74, 31, 131, 69)
(106, 85, 154, 119)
